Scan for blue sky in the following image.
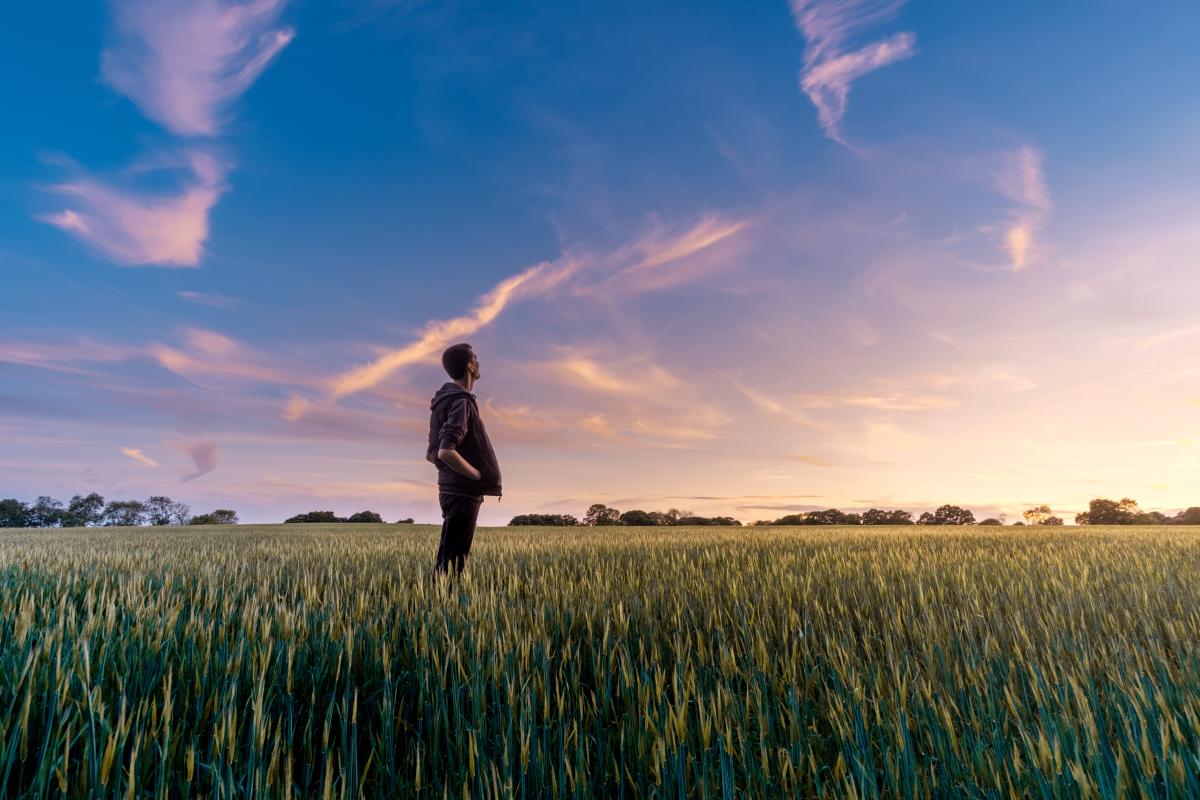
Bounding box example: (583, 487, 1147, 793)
(4, 0, 1200, 524)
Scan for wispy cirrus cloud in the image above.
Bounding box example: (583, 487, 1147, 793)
(40, 0, 291, 266)
(793, 391, 958, 411)
(150, 327, 313, 388)
(533, 347, 682, 396)
(102, 0, 294, 137)
(325, 255, 584, 401)
(318, 212, 749, 406)
(38, 151, 225, 267)
(121, 447, 159, 467)
(178, 290, 242, 308)
(789, 0, 917, 144)
(992, 146, 1051, 269)
(0, 339, 142, 374)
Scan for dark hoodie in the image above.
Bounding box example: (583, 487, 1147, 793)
(427, 382, 503, 498)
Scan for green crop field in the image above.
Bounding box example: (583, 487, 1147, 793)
(2, 524, 1199, 798)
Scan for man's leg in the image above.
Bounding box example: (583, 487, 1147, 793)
(434, 493, 482, 575)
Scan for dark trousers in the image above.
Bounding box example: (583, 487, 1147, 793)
(434, 492, 482, 575)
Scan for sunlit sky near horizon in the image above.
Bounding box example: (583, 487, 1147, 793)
(4, 0, 1200, 525)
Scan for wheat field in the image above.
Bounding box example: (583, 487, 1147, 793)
(1, 524, 1198, 797)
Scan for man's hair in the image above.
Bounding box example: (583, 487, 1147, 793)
(442, 343, 474, 379)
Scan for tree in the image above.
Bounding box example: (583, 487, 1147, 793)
(663, 508, 692, 525)
(584, 504, 621, 526)
(347, 510, 384, 523)
(144, 496, 190, 526)
(0, 499, 30, 528)
(285, 511, 344, 523)
(802, 509, 851, 525)
(1042, 516, 1064, 525)
(916, 512, 936, 525)
(1173, 507, 1200, 525)
(1022, 505, 1053, 525)
(978, 518, 1003, 525)
(932, 504, 975, 525)
(1075, 497, 1139, 525)
(396, 517, 415, 524)
(190, 509, 239, 525)
(508, 514, 580, 526)
(619, 509, 657, 526)
(103, 500, 146, 527)
(862, 508, 914, 525)
(63, 493, 106, 527)
(28, 496, 65, 528)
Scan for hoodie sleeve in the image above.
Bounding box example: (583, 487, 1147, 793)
(438, 397, 472, 451)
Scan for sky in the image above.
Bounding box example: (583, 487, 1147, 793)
(4, 0, 1200, 525)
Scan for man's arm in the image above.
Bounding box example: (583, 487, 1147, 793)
(436, 397, 481, 480)
(436, 448, 481, 480)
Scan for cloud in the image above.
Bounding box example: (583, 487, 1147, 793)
(177, 439, 221, 481)
(326, 256, 584, 401)
(992, 146, 1051, 269)
(102, 0, 294, 136)
(535, 348, 682, 396)
(38, 151, 226, 267)
(178, 290, 242, 308)
(121, 447, 159, 467)
(312, 213, 747, 410)
(281, 393, 311, 422)
(793, 392, 958, 411)
(150, 327, 309, 387)
(576, 214, 749, 297)
(0, 339, 142, 374)
(789, 0, 917, 143)
(732, 380, 814, 426)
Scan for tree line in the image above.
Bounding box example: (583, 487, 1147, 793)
(510, 498, 1200, 528)
(0, 494, 237, 527)
(510, 505, 744, 526)
(284, 510, 414, 524)
(6, 493, 1199, 529)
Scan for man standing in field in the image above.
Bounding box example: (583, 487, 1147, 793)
(426, 343, 503, 576)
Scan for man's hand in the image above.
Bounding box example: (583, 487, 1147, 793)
(437, 448, 482, 480)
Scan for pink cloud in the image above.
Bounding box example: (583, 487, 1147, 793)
(38, 151, 225, 267)
(789, 0, 917, 143)
(150, 327, 311, 387)
(0, 338, 142, 374)
(325, 255, 584, 401)
(575, 214, 749, 297)
(121, 447, 159, 468)
(992, 146, 1051, 269)
(102, 0, 294, 137)
(177, 439, 221, 481)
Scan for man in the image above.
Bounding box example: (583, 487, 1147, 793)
(426, 343, 502, 576)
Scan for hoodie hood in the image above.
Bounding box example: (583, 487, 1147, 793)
(430, 382, 474, 411)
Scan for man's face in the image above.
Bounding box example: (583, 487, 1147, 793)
(468, 352, 481, 380)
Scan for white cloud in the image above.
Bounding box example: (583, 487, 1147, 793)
(38, 151, 225, 267)
(121, 447, 159, 467)
(102, 0, 294, 136)
(789, 0, 917, 143)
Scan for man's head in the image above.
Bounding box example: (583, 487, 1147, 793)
(442, 343, 480, 382)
